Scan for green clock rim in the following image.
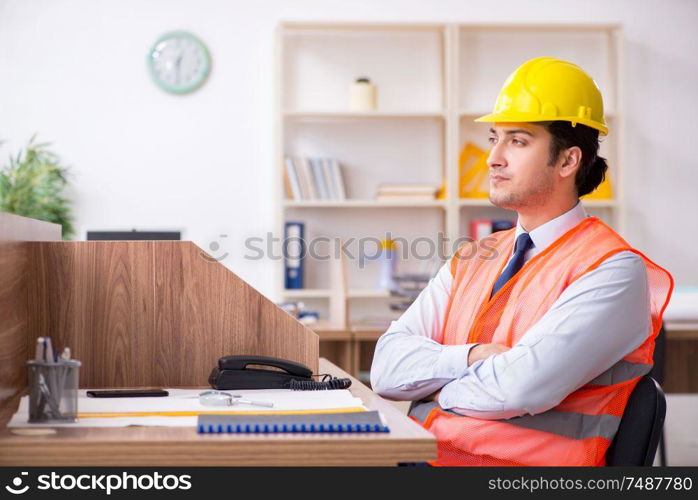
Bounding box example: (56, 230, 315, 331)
(147, 30, 211, 95)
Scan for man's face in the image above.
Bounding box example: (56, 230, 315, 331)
(486, 122, 557, 210)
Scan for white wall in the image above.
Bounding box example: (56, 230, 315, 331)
(1, 0, 696, 297)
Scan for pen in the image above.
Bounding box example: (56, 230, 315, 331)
(44, 338, 59, 414)
(34, 338, 47, 417)
(35, 338, 44, 361)
(38, 373, 62, 419)
(44, 337, 54, 363)
(55, 346, 72, 406)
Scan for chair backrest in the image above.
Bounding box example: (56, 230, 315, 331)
(648, 325, 666, 385)
(606, 375, 666, 466)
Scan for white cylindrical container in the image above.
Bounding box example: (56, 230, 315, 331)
(349, 77, 377, 111)
(377, 239, 397, 290)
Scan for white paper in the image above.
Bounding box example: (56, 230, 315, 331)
(7, 415, 199, 428)
(8, 388, 365, 428)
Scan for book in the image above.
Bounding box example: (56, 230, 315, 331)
(329, 159, 346, 200)
(310, 158, 329, 199)
(298, 158, 317, 200)
(321, 159, 337, 199)
(470, 219, 492, 240)
(282, 157, 346, 201)
(291, 158, 308, 200)
(282, 168, 293, 199)
(284, 157, 302, 201)
(197, 410, 389, 434)
(459, 142, 489, 198)
(469, 219, 516, 239)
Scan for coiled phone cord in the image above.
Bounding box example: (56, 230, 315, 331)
(288, 373, 352, 391)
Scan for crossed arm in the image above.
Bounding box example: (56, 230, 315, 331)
(370, 251, 651, 420)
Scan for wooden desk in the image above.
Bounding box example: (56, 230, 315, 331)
(665, 321, 698, 340)
(310, 323, 389, 378)
(0, 359, 436, 466)
(664, 321, 698, 393)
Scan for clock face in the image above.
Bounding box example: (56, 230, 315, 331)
(148, 31, 211, 94)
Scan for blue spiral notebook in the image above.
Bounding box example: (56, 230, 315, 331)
(197, 411, 389, 434)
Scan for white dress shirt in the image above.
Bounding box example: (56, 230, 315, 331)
(370, 201, 651, 419)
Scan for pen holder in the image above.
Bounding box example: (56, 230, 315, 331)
(27, 359, 81, 423)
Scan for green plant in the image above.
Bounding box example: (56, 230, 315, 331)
(0, 135, 74, 239)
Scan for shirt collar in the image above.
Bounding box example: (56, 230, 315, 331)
(514, 200, 588, 255)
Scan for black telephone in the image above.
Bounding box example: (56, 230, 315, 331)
(208, 355, 351, 391)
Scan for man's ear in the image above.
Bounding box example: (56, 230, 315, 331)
(558, 146, 582, 180)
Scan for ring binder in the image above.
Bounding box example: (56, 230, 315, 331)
(197, 411, 389, 434)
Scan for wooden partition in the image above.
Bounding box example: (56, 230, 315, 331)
(26, 240, 319, 387)
(0, 214, 61, 421)
(1, 213, 318, 406)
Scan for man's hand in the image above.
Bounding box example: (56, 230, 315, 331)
(468, 343, 510, 366)
(425, 389, 441, 402)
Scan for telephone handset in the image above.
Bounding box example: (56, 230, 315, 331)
(208, 355, 351, 391)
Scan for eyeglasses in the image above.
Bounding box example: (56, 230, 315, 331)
(198, 390, 274, 408)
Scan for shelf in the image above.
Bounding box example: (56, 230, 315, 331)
(283, 199, 447, 209)
(282, 288, 392, 299)
(283, 110, 446, 120)
(348, 289, 392, 298)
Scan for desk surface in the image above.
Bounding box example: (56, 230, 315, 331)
(0, 359, 436, 466)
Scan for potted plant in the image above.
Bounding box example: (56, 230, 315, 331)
(0, 135, 74, 239)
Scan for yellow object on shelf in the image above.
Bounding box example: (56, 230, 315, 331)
(459, 142, 490, 198)
(380, 239, 397, 251)
(581, 174, 614, 200)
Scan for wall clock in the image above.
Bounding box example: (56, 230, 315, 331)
(148, 31, 211, 94)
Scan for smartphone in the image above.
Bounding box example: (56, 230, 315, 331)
(86, 389, 169, 398)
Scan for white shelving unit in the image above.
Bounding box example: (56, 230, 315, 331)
(283, 199, 448, 208)
(275, 22, 624, 323)
(283, 288, 391, 299)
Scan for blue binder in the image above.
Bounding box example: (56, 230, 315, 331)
(284, 221, 305, 289)
(197, 411, 389, 434)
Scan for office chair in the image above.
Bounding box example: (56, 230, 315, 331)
(605, 375, 666, 466)
(648, 324, 668, 465)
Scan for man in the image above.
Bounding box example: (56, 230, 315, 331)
(370, 57, 673, 466)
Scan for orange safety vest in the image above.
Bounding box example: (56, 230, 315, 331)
(409, 216, 673, 466)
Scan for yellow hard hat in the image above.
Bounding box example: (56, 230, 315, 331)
(475, 57, 608, 136)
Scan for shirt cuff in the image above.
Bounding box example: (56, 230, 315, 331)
(435, 343, 478, 380)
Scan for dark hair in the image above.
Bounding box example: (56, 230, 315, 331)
(539, 121, 608, 197)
